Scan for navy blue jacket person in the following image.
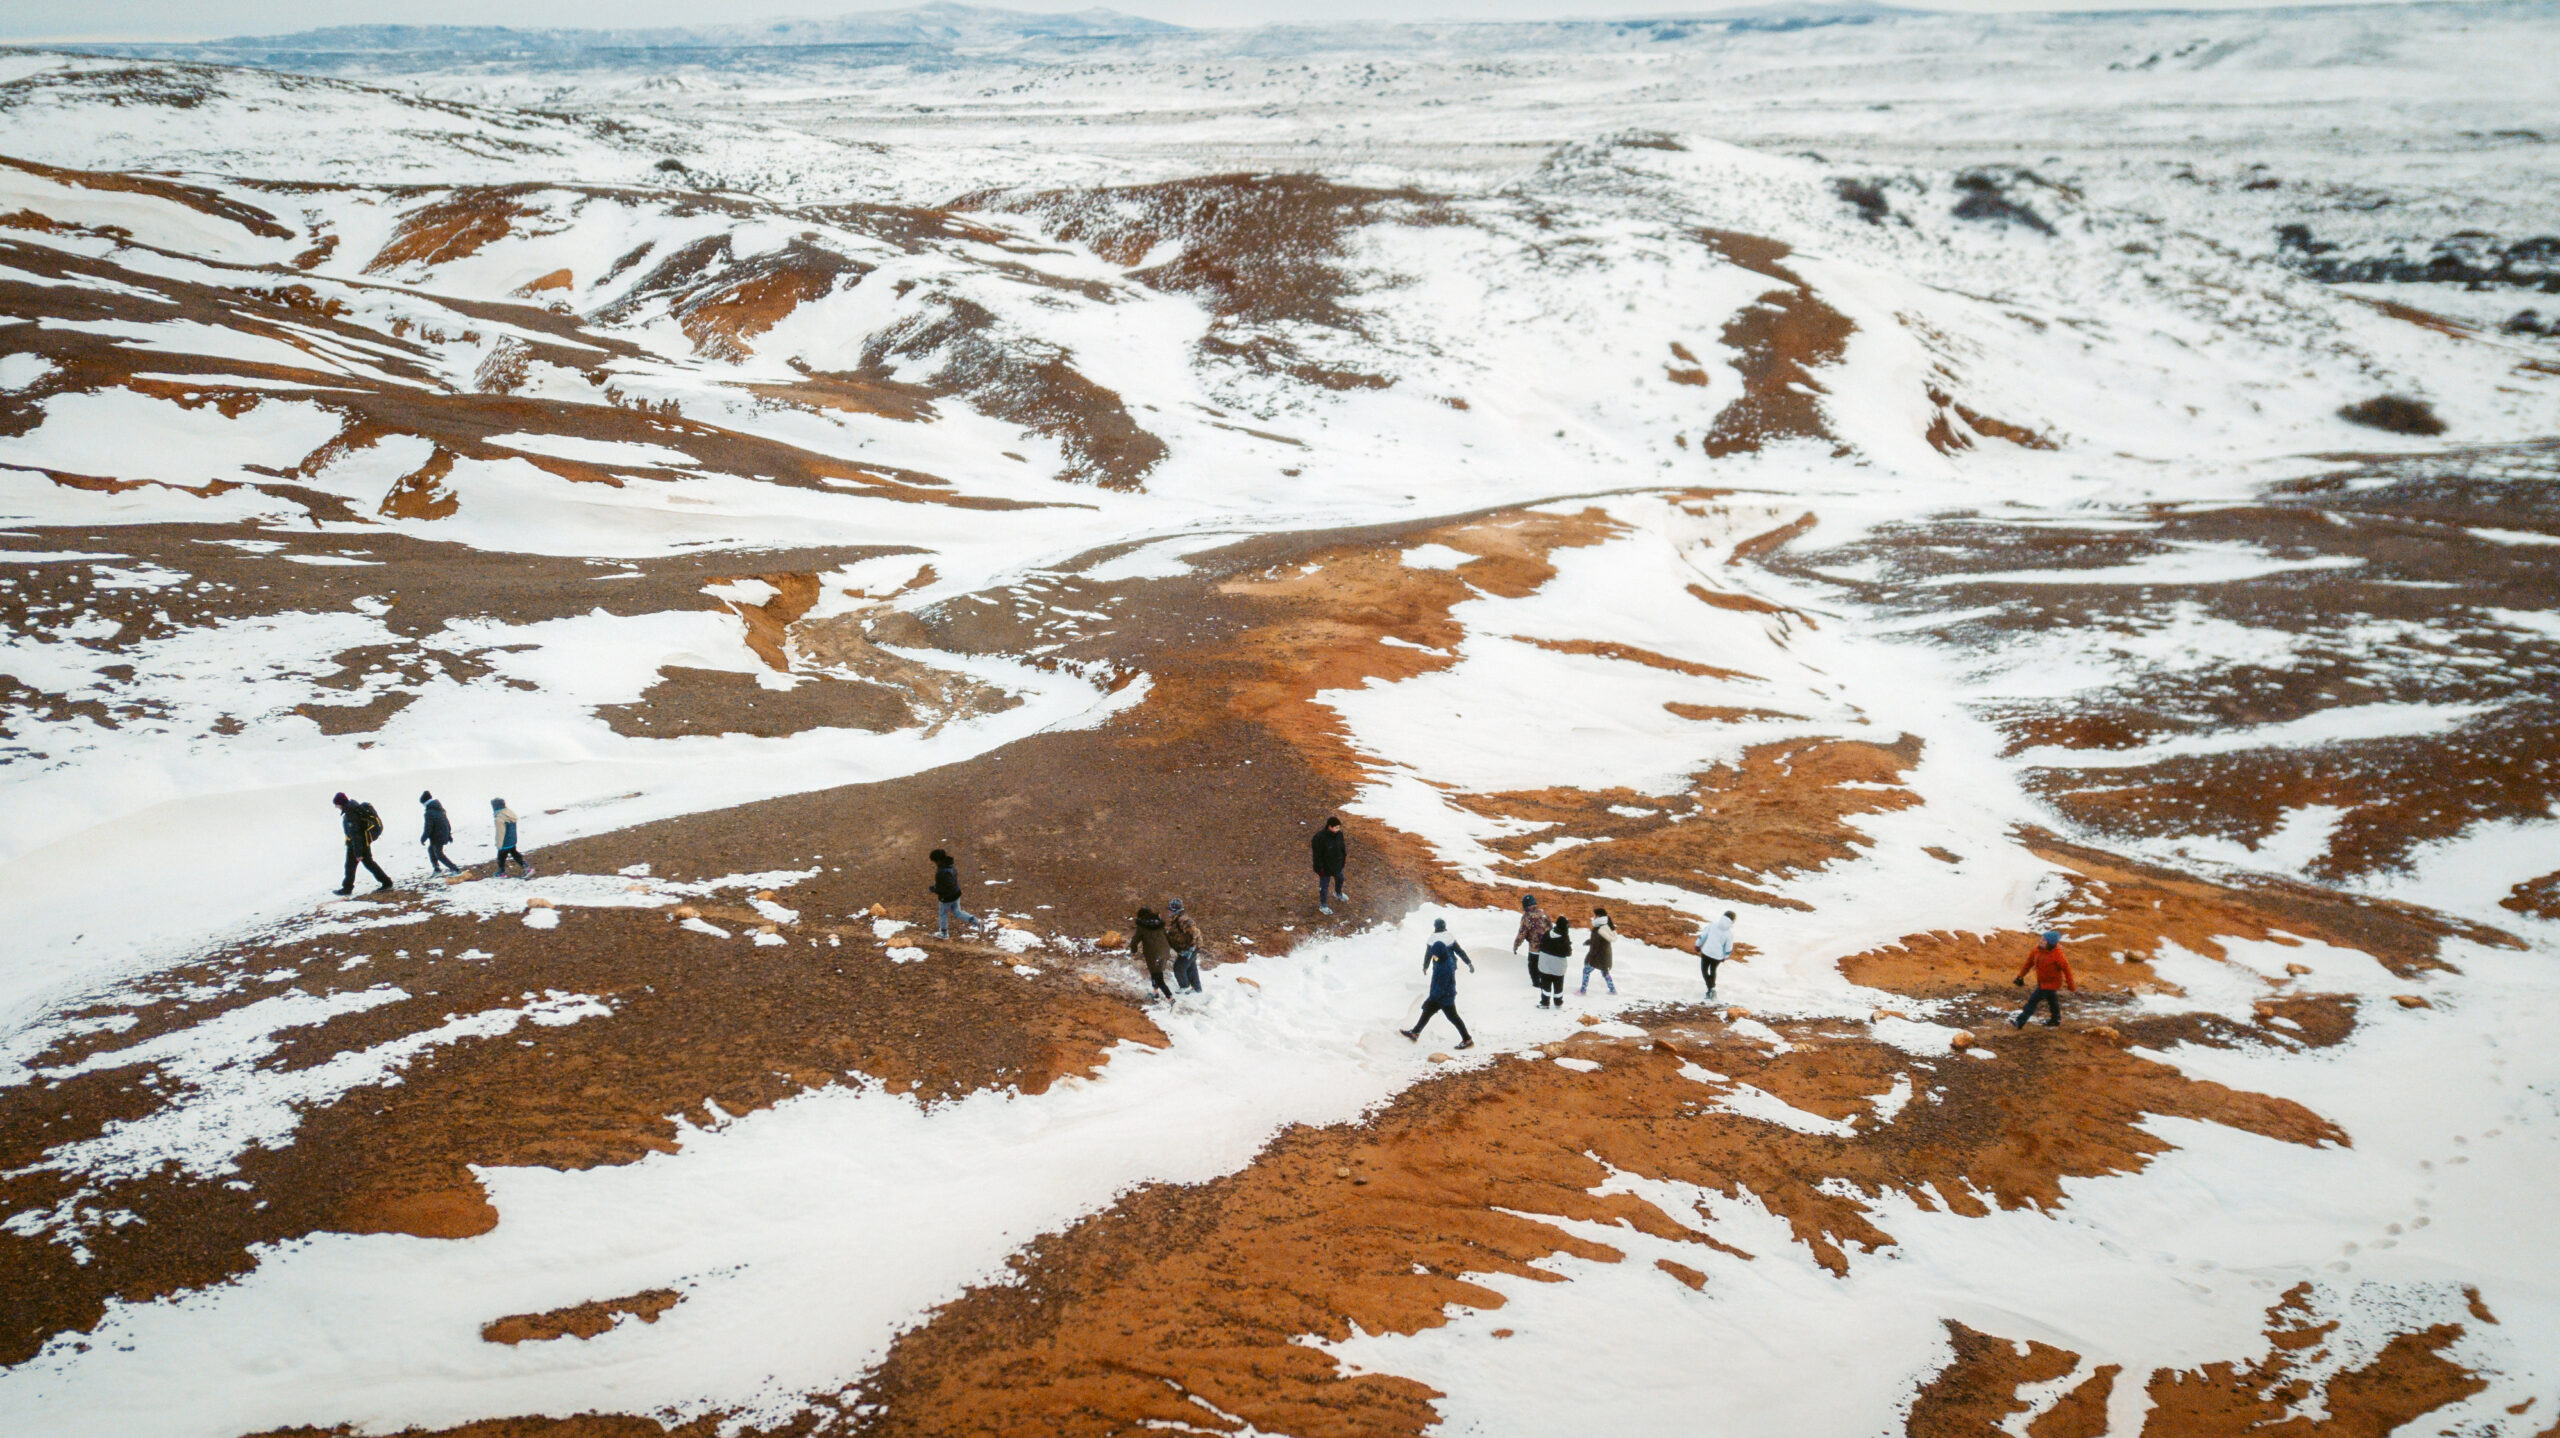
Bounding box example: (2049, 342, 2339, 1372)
(1402, 919, 1475, 1048)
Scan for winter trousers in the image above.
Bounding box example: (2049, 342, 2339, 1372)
(1534, 970, 1564, 1006)
(1173, 947, 1202, 993)
(1410, 1000, 1471, 1044)
(1578, 962, 1616, 995)
(1700, 955, 1723, 997)
(2014, 988, 2062, 1027)
(1316, 870, 1346, 906)
(425, 839, 462, 875)
(495, 845, 531, 877)
(1145, 964, 1174, 1001)
(937, 898, 977, 937)
(340, 841, 391, 893)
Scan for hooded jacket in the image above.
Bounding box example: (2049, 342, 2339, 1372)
(421, 796, 453, 845)
(1583, 915, 1616, 971)
(1164, 910, 1200, 953)
(1128, 913, 1174, 974)
(491, 802, 520, 851)
(1697, 914, 1735, 962)
(2017, 943, 2076, 991)
(1537, 923, 1572, 977)
(341, 799, 382, 846)
(932, 857, 962, 902)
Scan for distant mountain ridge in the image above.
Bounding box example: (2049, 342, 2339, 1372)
(65, 3, 1187, 60)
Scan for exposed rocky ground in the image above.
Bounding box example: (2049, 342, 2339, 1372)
(1, 8, 2557, 1436)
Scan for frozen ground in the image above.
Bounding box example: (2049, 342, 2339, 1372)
(1, 4, 2557, 1435)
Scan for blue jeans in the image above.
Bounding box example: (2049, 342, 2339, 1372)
(1316, 871, 1345, 905)
(1173, 947, 1202, 993)
(937, 899, 977, 937)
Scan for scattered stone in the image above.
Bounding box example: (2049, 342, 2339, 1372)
(1429, 1052, 1454, 1063)
(672, 904, 699, 920)
(757, 924, 780, 937)
(2083, 1025, 2127, 1046)
(1492, 1329, 1515, 1339)
(1873, 1008, 1909, 1022)
(755, 890, 778, 903)
(1950, 1030, 1977, 1051)
(2394, 994, 2433, 1010)
(1235, 976, 1261, 989)
(2286, 963, 2314, 976)
(2254, 1002, 2278, 1021)
(1724, 1006, 1753, 1020)
(1576, 1013, 1601, 1026)
(527, 897, 556, 909)
(1335, 1166, 1351, 1180)
(866, 903, 886, 917)
(1099, 930, 1125, 948)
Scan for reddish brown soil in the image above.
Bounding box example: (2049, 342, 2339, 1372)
(839, 1008, 2340, 1437)
(1693, 230, 1855, 457)
(367, 188, 536, 272)
(483, 1290, 682, 1346)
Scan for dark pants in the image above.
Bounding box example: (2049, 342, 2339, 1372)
(1146, 964, 1174, 1000)
(1535, 969, 1564, 1005)
(1701, 956, 1723, 995)
(2015, 987, 2062, 1027)
(495, 846, 531, 876)
(1173, 947, 1202, 993)
(426, 840, 461, 874)
(1412, 999, 1470, 1043)
(341, 841, 391, 892)
(1316, 870, 1345, 905)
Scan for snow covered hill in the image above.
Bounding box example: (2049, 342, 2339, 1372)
(0, 10, 2555, 1437)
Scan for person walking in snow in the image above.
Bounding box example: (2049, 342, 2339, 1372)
(1578, 906, 1618, 996)
(1402, 918, 1476, 1048)
(929, 848, 977, 938)
(332, 792, 393, 896)
(1535, 916, 1573, 1009)
(1129, 906, 1177, 1002)
(1512, 893, 1551, 987)
(489, 798, 535, 878)
(1697, 910, 1736, 1000)
(1164, 898, 1205, 994)
(419, 791, 461, 877)
(2011, 930, 2077, 1029)
(1310, 815, 1349, 914)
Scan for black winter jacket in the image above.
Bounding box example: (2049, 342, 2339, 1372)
(1311, 827, 1347, 875)
(341, 801, 382, 846)
(932, 862, 962, 902)
(421, 799, 453, 844)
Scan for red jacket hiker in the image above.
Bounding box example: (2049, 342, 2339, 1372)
(2016, 942, 2076, 992)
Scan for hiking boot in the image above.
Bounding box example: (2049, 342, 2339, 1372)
(373, 883, 395, 894)
(332, 887, 353, 897)
(1456, 1039, 1475, 1049)
(1400, 1028, 1418, 1042)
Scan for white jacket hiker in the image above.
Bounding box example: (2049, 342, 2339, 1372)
(1696, 910, 1736, 999)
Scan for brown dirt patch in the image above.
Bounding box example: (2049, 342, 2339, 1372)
(1510, 635, 1757, 681)
(0, 154, 293, 240)
(366, 188, 536, 273)
(2504, 870, 2560, 920)
(1694, 230, 1855, 457)
(844, 1010, 2340, 1436)
(483, 1289, 682, 1345)
(2142, 1284, 2486, 1435)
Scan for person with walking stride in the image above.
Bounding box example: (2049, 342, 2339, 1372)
(929, 848, 977, 938)
(332, 792, 393, 896)
(1401, 918, 1475, 1048)
(2011, 930, 2076, 1028)
(1697, 909, 1736, 1000)
(1165, 898, 1204, 994)
(419, 791, 461, 878)
(1311, 815, 1349, 914)
(1578, 906, 1618, 996)
(1129, 906, 1177, 1002)
(1536, 915, 1573, 1009)
(490, 798, 535, 878)
(1513, 893, 1551, 988)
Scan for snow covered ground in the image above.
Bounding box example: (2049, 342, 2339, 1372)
(1, 4, 2556, 1434)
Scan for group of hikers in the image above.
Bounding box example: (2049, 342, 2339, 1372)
(325, 790, 533, 895)
(340, 793, 2078, 1036)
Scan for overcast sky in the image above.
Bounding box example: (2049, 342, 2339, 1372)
(4, 0, 2464, 43)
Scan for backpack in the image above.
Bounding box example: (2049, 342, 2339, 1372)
(354, 801, 383, 844)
